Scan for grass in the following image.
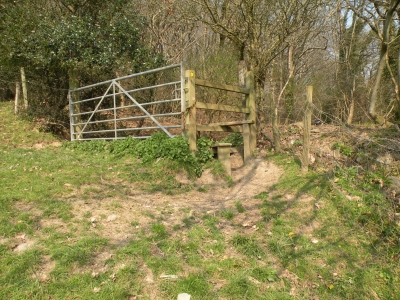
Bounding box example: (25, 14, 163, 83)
(0, 101, 399, 299)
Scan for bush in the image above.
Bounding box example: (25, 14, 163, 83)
(332, 142, 353, 157)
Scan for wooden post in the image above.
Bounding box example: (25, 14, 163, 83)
(14, 82, 20, 114)
(301, 86, 313, 173)
(212, 143, 232, 176)
(245, 70, 256, 154)
(184, 70, 197, 152)
(20, 67, 28, 109)
(243, 123, 251, 164)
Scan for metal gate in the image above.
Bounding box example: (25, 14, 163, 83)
(69, 63, 184, 141)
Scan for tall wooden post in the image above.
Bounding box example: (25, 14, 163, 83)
(245, 71, 256, 154)
(14, 82, 20, 114)
(20, 67, 28, 109)
(301, 86, 313, 173)
(184, 70, 197, 152)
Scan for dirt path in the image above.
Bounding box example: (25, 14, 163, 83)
(70, 154, 284, 246)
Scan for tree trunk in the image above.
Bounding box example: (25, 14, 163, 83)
(69, 68, 82, 135)
(115, 71, 126, 107)
(369, 0, 400, 121)
(347, 77, 356, 125)
(272, 104, 281, 153)
(270, 86, 281, 153)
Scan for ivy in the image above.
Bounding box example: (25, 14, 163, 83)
(64, 133, 207, 178)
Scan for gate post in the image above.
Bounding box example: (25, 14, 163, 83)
(184, 70, 197, 152)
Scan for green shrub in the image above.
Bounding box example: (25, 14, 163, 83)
(195, 136, 214, 164)
(64, 133, 204, 177)
(220, 132, 243, 147)
(332, 142, 353, 157)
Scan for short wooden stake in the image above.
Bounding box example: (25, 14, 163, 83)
(20, 67, 28, 109)
(301, 86, 313, 173)
(14, 82, 20, 114)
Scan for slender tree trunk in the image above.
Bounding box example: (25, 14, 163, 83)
(270, 86, 281, 153)
(272, 102, 281, 153)
(347, 77, 356, 125)
(69, 68, 82, 135)
(115, 71, 126, 107)
(369, 0, 400, 121)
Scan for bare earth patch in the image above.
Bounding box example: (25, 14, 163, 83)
(67, 154, 284, 245)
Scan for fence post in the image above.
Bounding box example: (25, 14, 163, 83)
(184, 70, 197, 152)
(20, 67, 28, 109)
(245, 70, 256, 155)
(301, 86, 313, 173)
(14, 82, 20, 115)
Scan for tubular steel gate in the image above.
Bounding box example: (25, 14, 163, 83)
(69, 63, 184, 141)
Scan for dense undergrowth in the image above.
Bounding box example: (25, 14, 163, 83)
(63, 133, 214, 179)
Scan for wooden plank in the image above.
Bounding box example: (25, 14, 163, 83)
(207, 120, 254, 126)
(195, 78, 250, 94)
(196, 124, 243, 132)
(196, 102, 250, 113)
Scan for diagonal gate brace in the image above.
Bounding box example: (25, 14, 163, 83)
(114, 81, 173, 138)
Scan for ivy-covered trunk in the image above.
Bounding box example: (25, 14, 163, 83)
(69, 68, 82, 135)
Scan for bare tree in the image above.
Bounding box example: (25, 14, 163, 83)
(346, 0, 400, 123)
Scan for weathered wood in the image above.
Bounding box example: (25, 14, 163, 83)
(245, 71, 256, 153)
(14, 82, 20, 114)
(196, 124, 243, 132)
(243, 123, 251, 164)
(212, 143, 232, 176)
(195, 78, 250, 94)
(301, 86, 313, 173)
(205, 120, 254, 126)
(185, 70, 197, 151)
(196, 102, 250, 113)
(20, 67, 28, 109)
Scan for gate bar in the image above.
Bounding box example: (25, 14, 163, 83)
(71, 63, 182, 93)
